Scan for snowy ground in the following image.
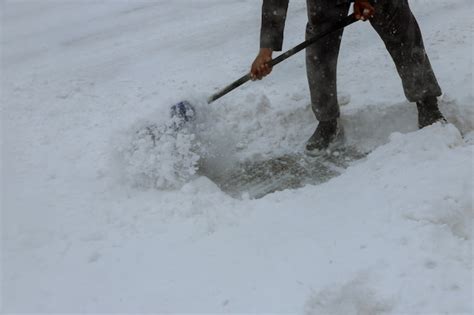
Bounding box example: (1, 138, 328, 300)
(2, 0, 473, 313)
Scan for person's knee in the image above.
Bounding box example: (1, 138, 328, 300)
(371, 0, 411, 25)
(306, 3, 349, 30)
(373, 0, 409, 13)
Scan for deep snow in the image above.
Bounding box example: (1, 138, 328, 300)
(1, 0, 473, 313)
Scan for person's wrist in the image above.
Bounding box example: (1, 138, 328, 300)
(260, 48, 273, 56)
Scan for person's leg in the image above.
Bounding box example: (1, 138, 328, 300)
(306, 0, 350, 122)
(305, 1, 350, 155)
(369, 0, 442, 103)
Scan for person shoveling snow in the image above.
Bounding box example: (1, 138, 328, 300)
(128, 12, 360, 189)
(251, 0, 447, 156)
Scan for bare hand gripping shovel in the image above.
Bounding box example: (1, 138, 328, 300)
(170, 14, 358, 128)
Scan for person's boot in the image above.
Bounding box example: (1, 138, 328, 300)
(305, 119, 343, 156)
(416, 96, 447, 129)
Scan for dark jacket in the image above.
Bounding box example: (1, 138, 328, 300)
(260, 0, 289, 51)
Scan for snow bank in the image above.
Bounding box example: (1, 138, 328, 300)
(299, 124, 472, 315)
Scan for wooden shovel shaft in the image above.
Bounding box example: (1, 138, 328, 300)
(208, 14, 358, 104)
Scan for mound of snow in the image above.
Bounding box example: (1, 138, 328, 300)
(117, 120, 200, 189)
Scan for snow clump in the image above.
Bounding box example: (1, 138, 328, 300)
(118, 119, 200, 189)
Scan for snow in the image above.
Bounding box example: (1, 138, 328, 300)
(2, 0, 473, 313)
(117, 117, 200, 189)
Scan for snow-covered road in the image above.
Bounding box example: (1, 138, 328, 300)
(2, 0, 473, 313)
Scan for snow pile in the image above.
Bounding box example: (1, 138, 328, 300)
(298, 123, 472, 315)
(117, 120, 200, 189)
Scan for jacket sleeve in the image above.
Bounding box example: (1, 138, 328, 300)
(260, 0, 289, 51)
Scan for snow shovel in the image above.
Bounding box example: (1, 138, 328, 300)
(171, 14, 358, 127)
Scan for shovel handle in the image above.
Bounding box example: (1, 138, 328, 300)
(208, 14, 358, 104)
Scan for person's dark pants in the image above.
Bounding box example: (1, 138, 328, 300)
(306, 0, 442, 122)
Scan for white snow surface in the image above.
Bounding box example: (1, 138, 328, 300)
(2, 0, 473, 313)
